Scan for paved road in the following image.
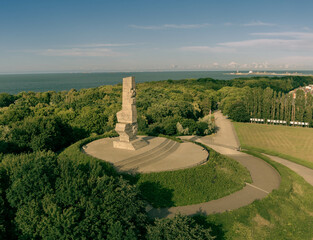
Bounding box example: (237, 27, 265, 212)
(264, 154, 313, 187)
(148, 111, 281, 218)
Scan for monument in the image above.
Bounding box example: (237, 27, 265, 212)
(113, 76, 148, 150)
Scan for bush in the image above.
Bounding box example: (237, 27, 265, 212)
(146, 214, 214, 240)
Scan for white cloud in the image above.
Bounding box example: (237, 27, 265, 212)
(251, 31, 313, 39)
(219, 31, 313, 51)
(243, 21, 276, 27)
(227, 61, 238, 68)
(74, 43, 135, 48)
(38, 48, 124, 57)
(219, 38, 302, 48)
(221, 61, 271, 70)
(129, 23, 210, 30)
(180, 46, 235, 53)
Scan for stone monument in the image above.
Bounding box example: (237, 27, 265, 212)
(113, 76, 148, 150)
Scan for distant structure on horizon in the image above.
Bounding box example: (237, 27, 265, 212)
(289, 84, 313, 98)
(226, 71, 313, 77)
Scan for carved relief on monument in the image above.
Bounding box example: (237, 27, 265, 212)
(113, 76, 148, 150)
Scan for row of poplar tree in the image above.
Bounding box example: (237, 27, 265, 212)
(220, 86, 313, 124)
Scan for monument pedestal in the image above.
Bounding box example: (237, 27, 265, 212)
(113, 137, 148, 150)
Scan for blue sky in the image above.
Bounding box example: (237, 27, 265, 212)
(1, 0, 313, 73)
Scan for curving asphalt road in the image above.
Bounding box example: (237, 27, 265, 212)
(264, 154, 313, 187)
(148, 111, 281, 218)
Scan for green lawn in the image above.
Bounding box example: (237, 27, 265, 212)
(200, 151, 313, 240)
(234, 123, 313, 168)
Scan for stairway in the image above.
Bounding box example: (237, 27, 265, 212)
(116, 138, 180, 171)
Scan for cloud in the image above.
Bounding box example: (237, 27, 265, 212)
(129, 23, 210, 30)
(37, 48, 124, 57)
(227, 61, 238, 68)
(251, 31, 313, 39)
(243, 21, 276, 27)
(221, 61, 271, 70)
(219, 38, 302, 48)
(219, 31, 313, 51)
(180, 46, 235, 53)
(74, 43, 135, 48)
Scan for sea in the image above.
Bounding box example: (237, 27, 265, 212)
(1, 70, 313, 94)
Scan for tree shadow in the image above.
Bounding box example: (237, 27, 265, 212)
(138, 181, 174, 208)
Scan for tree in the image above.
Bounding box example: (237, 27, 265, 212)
(1, 152, 148, 239)
(262, 87, 273, 119)
(4, 116, 72, 152)
(228, 101, 250, 122)
(146, 214, 214, 240)
(0, 93, 16, 107)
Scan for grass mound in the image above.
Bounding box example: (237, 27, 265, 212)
(137, 146, 252, 207)
(61, 136, 251, 208)
(203, 151, 313, 240)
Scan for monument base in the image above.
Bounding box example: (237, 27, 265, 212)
(113, 137, 148, 150)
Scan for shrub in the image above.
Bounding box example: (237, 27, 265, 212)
(146, 214, 214, 240)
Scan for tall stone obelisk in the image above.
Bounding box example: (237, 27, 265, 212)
(113, 76, 148, 150)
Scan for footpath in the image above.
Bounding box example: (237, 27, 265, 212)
(264, 154, 313, 187)
(148, 111, 281, 218)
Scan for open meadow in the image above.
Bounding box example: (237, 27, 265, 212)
(234, 123, 313, 167)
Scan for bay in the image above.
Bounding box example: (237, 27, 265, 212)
(1, 70, 312, 94)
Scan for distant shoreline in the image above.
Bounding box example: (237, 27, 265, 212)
(225, 71, 313, 77)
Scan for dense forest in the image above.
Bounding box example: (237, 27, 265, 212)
(0, 75, 313, 239)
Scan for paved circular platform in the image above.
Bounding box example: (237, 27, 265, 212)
(83, 136, 208, 173)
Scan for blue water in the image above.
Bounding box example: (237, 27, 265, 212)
(0, 71, 312, 94)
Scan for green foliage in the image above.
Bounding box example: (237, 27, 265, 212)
(146, 214, 214, 240)
(228, 100, 250, 122)
(1, 75, 313, 238)
(0, 93, 16, 107)
(1, 150, 147, 239)
(3, 151, 58, 208)
(3, 116, 73, 153)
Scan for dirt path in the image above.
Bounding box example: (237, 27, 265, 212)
(148, 111, 281, 218)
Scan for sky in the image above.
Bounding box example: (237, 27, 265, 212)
(1, 0, 313, 73)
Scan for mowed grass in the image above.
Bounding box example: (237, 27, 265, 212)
(137, 147, 252, 208)
(201, 151, 313, 240)
(234, 123, 313, 167)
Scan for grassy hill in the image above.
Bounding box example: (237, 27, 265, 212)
(234, 123, 313, 168)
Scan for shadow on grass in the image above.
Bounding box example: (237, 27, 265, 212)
(192, 214, 226, 240)
(138, 181, 174, 208)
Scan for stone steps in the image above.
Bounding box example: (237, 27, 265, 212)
(133, 142, 180, 170)
(115, 138, 170, 166)
(116, 139, 180, 171)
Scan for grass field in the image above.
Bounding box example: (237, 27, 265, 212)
(234, 123, 313, 167)
(200, 151, 313, 240)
